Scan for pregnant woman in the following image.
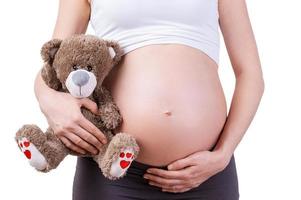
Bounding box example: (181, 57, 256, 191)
(34, 0, 264, 199)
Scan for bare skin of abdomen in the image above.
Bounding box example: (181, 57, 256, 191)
(103, 44, 227, 167)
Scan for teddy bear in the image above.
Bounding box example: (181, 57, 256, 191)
(15, 34, 140, 180)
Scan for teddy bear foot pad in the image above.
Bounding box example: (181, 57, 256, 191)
(17, 137, 47, 170)
(109, 147, 136, 178)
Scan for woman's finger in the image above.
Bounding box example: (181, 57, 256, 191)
(78, 98, 99, 115)
(66, 128, 99, 155)
(145, 166, 196, 180)
(148, 180, 190, 193)
(78, 115, 108, 145)
(58, 136, 86, 155)
(167, 156, 196, 170)
(71, 124, 103, 152)
(162, 185, 194, 193)
(144, 173, 183, 186)
(161, 180, 200, 192)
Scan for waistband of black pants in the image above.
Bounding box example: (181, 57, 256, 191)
(130, 160, 169, 171)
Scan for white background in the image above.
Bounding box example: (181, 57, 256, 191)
(0, 0, 300, 199)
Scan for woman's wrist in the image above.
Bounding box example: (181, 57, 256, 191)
(211, 143, 234, 170)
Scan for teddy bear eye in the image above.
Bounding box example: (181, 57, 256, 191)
(87, 65, 93, 71)
(73, 65, 78, 70)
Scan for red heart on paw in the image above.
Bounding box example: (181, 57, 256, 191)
(24, 150, 31, 159)
(126, 153, 132, 158)
(24, 141, 30, 147)
(120, 152, 125, 158)
(120, 160, 131, 169)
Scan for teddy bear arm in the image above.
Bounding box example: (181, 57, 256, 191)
(99, 102, 123, 130)
(98, 88, 123, 130)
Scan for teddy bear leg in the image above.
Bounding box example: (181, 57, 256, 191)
(99, 132, 140, 180)
(15, 125, 48, 171)
(15, 124, 68, 172)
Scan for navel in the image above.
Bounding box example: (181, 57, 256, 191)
(162, 110, 172, 116)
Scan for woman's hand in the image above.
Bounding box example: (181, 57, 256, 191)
(38, 89, 108, 155)
(143, 150, 232, 193)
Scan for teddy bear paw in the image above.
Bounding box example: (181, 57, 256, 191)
(109, 147, 135, 178)
(17, 137, 47, 171)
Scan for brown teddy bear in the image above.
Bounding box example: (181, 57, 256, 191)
(15, 34, 140, 180)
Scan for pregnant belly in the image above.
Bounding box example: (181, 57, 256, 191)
(103, 44, 227, 166)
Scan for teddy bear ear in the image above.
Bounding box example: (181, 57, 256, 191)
(108, 47, 116, 59)
(105, 40, 124, 66)
(40, 38, 62, 64)
(40, 38, 63, 91)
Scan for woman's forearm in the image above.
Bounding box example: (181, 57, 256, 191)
(213, 71, 265, 160)
(34, 68, 55, 104)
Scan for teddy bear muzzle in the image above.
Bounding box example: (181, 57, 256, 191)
(65, 68, 97, 98)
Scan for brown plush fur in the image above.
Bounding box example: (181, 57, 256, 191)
(15, 34, 140, 180)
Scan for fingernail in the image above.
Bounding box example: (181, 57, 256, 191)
(147, 169, 152, 173)
(143, 175, 149, 179)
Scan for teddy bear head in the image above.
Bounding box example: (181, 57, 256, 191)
(40, 34, 123, 98)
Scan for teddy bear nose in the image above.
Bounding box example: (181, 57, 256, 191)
(72, 70, 90, 86)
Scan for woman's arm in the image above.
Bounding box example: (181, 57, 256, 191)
(213, 0, 265, 162)
(142, 0, 265, 193)
(35, 0, 108, 155)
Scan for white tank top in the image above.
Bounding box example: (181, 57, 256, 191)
(90, 0, 220, 65)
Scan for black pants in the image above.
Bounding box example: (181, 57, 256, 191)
(72, 154, 239, 200)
